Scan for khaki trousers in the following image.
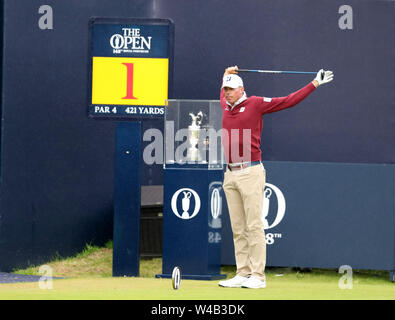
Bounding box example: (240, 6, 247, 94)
(223, 163, 266, 281)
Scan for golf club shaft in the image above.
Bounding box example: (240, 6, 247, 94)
(237, 69, 316, 75)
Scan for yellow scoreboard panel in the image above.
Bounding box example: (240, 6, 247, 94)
(91, 57, 169, 106)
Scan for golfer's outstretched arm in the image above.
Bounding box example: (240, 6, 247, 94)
(258, 82, 317, 114)
(258, 69, 334, 114)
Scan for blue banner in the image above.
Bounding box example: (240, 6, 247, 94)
(91, 23, 170, 58)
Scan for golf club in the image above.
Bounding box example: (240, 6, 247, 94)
(237, 68, 317, 75)
(237, 68, 325, 80)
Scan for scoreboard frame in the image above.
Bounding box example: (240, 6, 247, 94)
(87, 17, 175, 119)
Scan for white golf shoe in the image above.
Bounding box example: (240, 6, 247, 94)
(241, 276, 266, 289)
(218, 275, 249, 288)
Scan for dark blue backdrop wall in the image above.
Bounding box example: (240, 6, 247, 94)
(0, 0, 160, 271)
(1, 0, 394, 271)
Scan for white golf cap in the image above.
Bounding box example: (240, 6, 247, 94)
(222, 74, 244, 88)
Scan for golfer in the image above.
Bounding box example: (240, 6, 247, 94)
(218, 66, 334, 289)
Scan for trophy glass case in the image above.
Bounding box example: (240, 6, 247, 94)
(164, 100, 224, 170)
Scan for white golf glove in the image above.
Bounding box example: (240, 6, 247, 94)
(314, 69, 334, 86)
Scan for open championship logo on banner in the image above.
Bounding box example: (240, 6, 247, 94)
(210, 187, 222, 220)
(208, 185, 222, 243)
(171, 188, 201, 220)
(261, 183, 286, 245)
(209, 184, 222, 230)
(110, 28, 152, 54)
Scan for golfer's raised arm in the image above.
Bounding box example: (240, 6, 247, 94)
(258, 69, 334, 114)
(257, 82, 316, 114)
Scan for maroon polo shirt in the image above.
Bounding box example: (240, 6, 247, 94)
(220, 82, 316, 163)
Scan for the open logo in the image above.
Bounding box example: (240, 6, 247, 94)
(210, 187, 222, 220)
(171, 188, 201, 220)
(261, 183, 286, 229)
(209, 183, 222, 229)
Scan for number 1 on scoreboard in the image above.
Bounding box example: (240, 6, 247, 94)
(122, 63, 137, 100)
